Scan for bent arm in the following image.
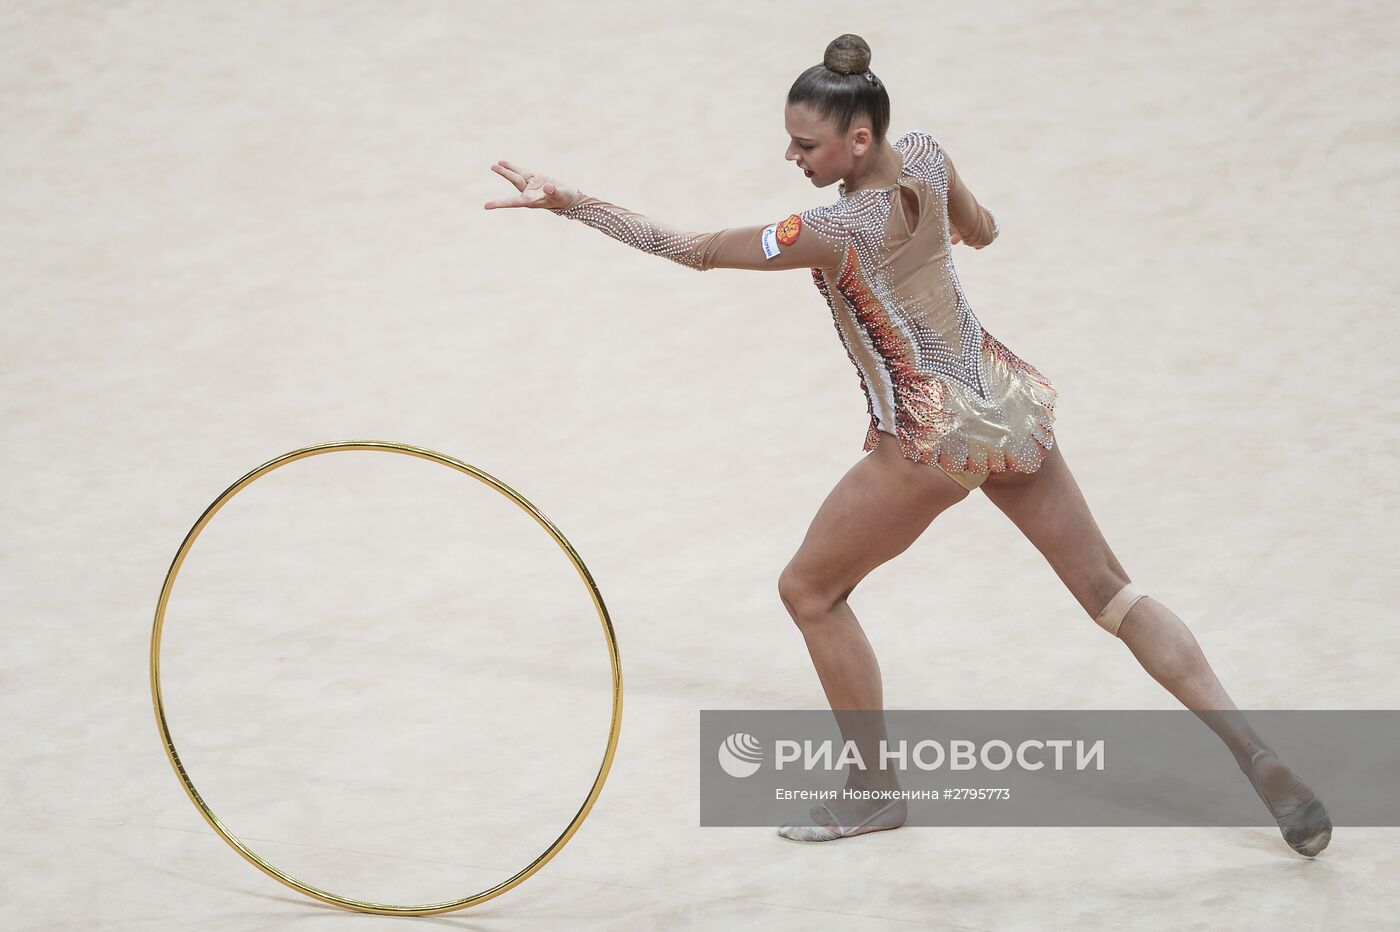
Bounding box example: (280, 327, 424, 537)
(549, 193, 848, 272)
(943, 150, 1000, 248)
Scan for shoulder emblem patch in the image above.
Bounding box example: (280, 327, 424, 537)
(775, 213, 802, 246)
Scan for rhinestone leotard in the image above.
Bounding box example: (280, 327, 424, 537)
(549, 130, 1058, 491)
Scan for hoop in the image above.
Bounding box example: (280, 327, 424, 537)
(149, 440, 623, 916)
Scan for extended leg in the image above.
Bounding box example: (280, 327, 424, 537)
(980, 441, 1330, 854)
(1112, 591, 1266, 764)
(1112, 590, 1331, 855)
(981, 445, 1261, 750)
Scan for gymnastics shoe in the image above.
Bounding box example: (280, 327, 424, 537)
(1246, 748, 1332, 857)
(776, 799, 905, 842)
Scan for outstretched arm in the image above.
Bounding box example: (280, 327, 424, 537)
(943, 149, 1000, 250)
(549, 193, 848, 272)
(485, 159, 848, 272)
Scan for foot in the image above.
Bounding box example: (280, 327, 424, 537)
(777, 797, 907, 842)
(1245, 748, 1332, 857)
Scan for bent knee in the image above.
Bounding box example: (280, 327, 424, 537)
(777, 568, 847, 623)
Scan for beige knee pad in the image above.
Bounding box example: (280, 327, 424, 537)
(1094, 582, 1148, 638)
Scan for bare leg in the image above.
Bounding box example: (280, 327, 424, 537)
(1118, 598, 1265, 764)
(1113, 598, 1319, 828)
(980, 440, 1327, 851)
(777, 431, 972, 834)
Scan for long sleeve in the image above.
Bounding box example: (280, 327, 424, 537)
(943, 150, 1000, 248)
(548, 193, 849, 272)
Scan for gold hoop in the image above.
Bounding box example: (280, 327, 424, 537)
(149, 440, 623, 916)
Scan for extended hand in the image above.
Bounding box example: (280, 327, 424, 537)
(485, 160, 579, 210)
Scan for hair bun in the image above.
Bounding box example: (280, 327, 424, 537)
(823, 33, 872, 75)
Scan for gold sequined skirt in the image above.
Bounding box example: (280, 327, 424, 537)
(863, 330, 1059, 492)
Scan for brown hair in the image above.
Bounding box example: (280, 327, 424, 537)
(786, 34, 891, 143)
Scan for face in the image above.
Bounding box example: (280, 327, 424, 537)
(784, 102, 876, 188)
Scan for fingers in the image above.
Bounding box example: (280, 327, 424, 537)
(492, 162, 527, 190)
(484, 190, 543, 209)
(499, 159, 534, 184)
(485, 161, 559, 210)
(483, 193, 534, 210)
